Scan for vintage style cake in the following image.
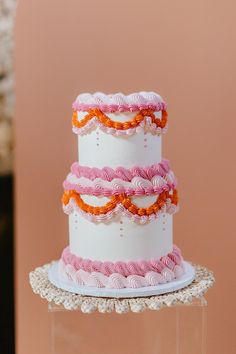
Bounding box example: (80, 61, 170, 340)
(48, 91, 195, 296)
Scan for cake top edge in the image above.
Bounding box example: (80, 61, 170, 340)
(72, 92, 167, 112)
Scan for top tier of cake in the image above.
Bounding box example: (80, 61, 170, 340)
(72, 92, 167, 168)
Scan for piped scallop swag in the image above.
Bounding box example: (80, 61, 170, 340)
(72, 92, 168, 136)
(62, 189, 178, 224)
(72, 109, 168, 136)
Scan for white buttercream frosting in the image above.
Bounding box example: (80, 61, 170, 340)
(74, 92, 165, 108)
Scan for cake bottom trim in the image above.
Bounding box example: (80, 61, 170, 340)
(31, 261, 213, 306)
(58, 245, 185, 290)
(58, 259, 184, 289)
(61, 245, 183, 277)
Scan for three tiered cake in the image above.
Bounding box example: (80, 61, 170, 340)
(49, 92, 195, 297)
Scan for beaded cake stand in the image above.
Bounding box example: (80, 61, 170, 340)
(29, 262, 214, 314)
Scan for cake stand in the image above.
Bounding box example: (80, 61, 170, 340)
(29, 262, 214, 313)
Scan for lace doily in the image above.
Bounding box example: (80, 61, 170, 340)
(29, 262, 214, 314)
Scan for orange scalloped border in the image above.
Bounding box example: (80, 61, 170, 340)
(62, 190, 178, 217)
(72, 109, 168, 131)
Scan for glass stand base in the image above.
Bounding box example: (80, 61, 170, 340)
(48, 297, 207, 354)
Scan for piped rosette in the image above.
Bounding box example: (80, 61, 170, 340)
(62, 160, 179, 224)
(72, 92, 168, 136)
(58, 245, 184, 289)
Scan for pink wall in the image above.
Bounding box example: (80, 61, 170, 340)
(15, 1, 236, 353)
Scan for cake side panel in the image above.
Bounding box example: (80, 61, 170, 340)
(78, 112, 162, 168)
(69, 211, 173, 262)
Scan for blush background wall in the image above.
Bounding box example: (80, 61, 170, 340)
(15, 1, 236, 354)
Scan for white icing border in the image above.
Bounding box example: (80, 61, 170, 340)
(74, 92, 165, 108)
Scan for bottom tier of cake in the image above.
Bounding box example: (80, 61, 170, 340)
(57, 245, 185, 290)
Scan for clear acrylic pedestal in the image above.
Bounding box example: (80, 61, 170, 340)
(48, 297, 207, 354)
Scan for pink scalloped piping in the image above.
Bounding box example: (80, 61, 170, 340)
(70, 159, 171, 181)
(63, 197, 179, 224)
(63, 169, 177, 197)
(58, 260, 184, 289)
(61, 245, 183, 277)
(73, 92, 167, 113)
(63, 180, 175, 197)
(72, 102, 167, 113)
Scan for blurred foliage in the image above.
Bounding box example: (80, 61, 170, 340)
(0, 0, 16, 175)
